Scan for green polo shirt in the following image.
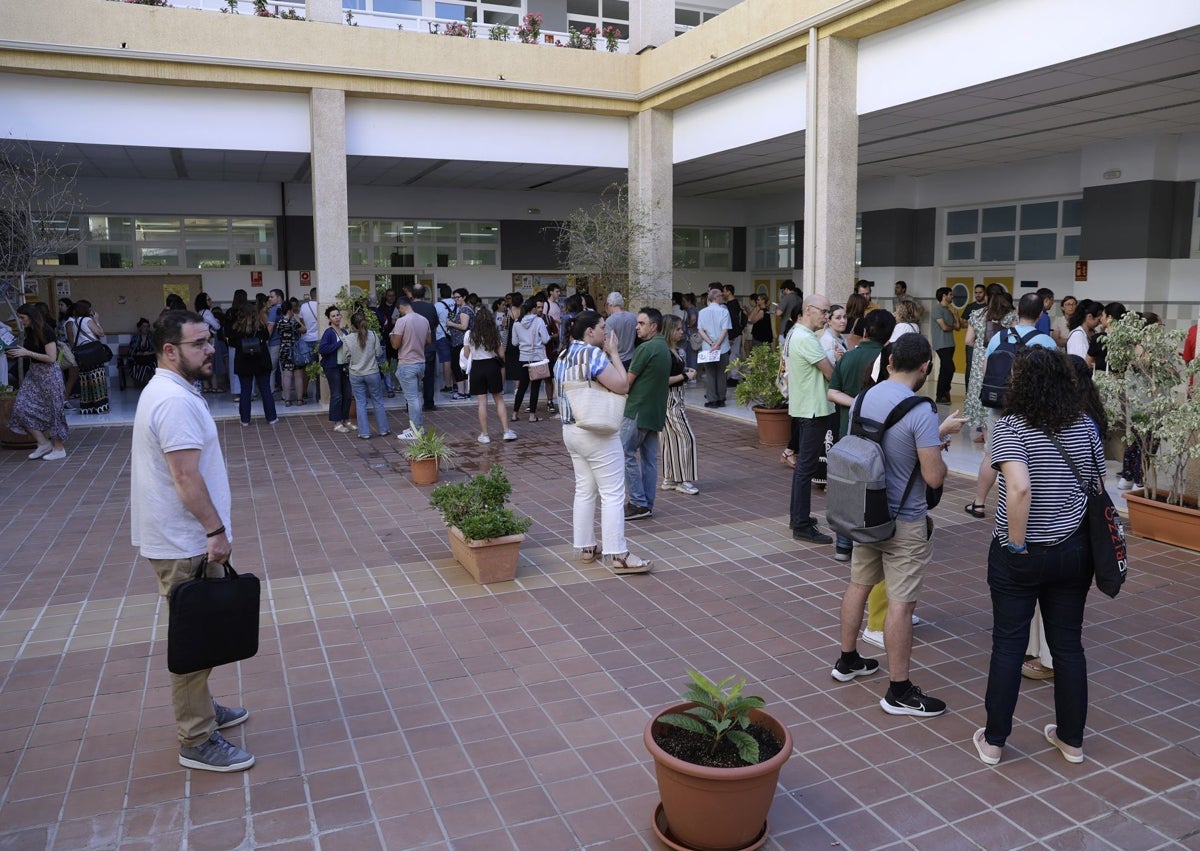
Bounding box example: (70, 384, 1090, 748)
(829, 339, 883, 437)
(624, 334, 670, 431)
(787, 325, 834, 419)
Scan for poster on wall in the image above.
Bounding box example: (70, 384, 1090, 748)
(22, 279, 41, 303)
(162, 282, 191, 307)
(55, 279, 71, 298)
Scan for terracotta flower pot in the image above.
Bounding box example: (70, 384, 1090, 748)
(409, 457, 439, 485)
(1123, 489, 1200, 553)
(644, 702, 793, 851)
(751, 406, 791, 446)
(446, 525, 525, 584)
(0, 395, 37, 449)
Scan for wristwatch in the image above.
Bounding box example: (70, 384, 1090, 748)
(1004, 541, 1028, 554)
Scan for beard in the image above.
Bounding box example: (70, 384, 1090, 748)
(180, 357, 213, 384)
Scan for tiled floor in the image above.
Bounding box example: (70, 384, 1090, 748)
(1, 392, 1197, 850)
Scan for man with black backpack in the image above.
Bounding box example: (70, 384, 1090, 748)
(830, 333, 964, 718)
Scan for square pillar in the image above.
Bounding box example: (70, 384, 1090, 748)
(803, 36, 858, 298)
(309, 87, 349, 402)
(628, 108, 673, 309)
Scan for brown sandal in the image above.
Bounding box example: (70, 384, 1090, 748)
(580, 545, 600, 564)
(607, 552, 653, 575)
(780, 449, 797, 468)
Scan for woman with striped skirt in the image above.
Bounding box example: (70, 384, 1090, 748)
(659, 314, 700, 495)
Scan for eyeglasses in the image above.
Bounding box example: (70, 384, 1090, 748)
(179, 336, 214, 349)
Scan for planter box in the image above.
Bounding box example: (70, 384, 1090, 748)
(751, 406, 791, 446)
(1123, 489, 1200, 553)
(446, 526, 525, 584)
(0, 396, 36, 449)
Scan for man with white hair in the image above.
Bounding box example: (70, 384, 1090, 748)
(697, 286, 732, 407)
(788, 292, 836, 545)
(606, 292, 637, 370)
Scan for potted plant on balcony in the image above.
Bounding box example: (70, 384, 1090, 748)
(728, 343, 791, 445)
(428, 464, 531, 583)
(1096, 312, 1200, 551)
(402, 425, 455, 485)
(644, 670, 793, 851)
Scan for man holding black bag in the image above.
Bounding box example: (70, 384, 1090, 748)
(131, 310, 254, 773)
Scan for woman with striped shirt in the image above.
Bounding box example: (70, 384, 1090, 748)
(974, 347, 1104, 767)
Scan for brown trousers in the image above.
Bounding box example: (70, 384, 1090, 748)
(149, 554, 217, 747)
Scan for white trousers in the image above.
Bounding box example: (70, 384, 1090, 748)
(563, 424, 627, 555)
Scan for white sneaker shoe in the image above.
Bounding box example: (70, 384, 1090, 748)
(477, 433, 491, 444)
(397, 428, 418, 440)
(43, 449, 67, 461)
(28, 443, 52, 460)
(911, 614, 924, 626)
(1116, 477, 1133, 491)
(861, 628, 885, 649)
(502, 430, 517, 441)
(676, 481, 700, 495)
(333, 423, 350, 433)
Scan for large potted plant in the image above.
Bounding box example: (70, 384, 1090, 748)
(0, 383, 36, 449)
(644, 670, 793, 851)
(428, 464, 532, 583)
(402, 425, 455, 485)
(1096, 313, 1200, 551)
(727, 344, 791, 445)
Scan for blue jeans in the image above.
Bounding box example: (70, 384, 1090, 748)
(790, 413, 834, 531)
(350, 372, 389, 437)
(423, 348, 437, 407)
(983, 526, 1092, 748)
(238, 372, 277, 424)
(620, 417, 659, 511)
(395, 362, 424, 431)
(324, 365, 351, 423)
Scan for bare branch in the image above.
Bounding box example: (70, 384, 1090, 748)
(0, 142, 86, 280)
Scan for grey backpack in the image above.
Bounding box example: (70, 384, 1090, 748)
(826, 393, 934, 543)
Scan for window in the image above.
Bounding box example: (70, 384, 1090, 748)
(348, 219, 499, 271)
(944, 198, 1081, 264)
(672, 227, 732, 271)
(751, 223, 794, 271)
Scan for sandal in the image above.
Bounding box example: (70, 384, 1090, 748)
(580, 545, 600, 564)
(780, 449, 797, 468)
(1021, 659, 1055, 680)
(528, 415, 542, 423)
(964, 502, 986, 518)
(607, 552, 653, 575)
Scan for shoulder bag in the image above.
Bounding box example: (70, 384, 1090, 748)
(1048, 435, 1128, 598)
(168, 557, 261, 675)
(562, 347, 625, 435)
(73, 318, 113, 372)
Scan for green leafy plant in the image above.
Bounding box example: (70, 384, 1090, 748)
(429, 464, 531, 542)
(303, 359, 323, 384)
(403, 425, 456, 462)
(657, 670, 766, 764)
(0, 384, 15, 398)
(602, 25, 622, 52)
(728, 343, 786, 409)
(488, 23, 509, 41)
(1095, 313, 1200, 506)
(515, 12, 541, 43)
(444, 18, 476, 37)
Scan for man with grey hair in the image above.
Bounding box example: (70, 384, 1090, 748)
(697, 286, 732, 407)
(606, 292, 637, 370)
(788, 291, 836, 545)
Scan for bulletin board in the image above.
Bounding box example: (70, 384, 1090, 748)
(25, 275, 203, 335)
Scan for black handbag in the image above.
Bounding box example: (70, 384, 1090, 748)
(167, 557, 261, 675)
(1049, 436, 1128, 598)
(74, 340, 113, 371)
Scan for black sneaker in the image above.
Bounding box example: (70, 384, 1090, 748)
(793, 526, 833, 545)
(831, 655, 879, 682)
(179, 732, 255, 772)
(214, 702, 249, 730)
(625, 503, 652, 521)
(881, 683, 947, 717)
(833, 548, 852, 562)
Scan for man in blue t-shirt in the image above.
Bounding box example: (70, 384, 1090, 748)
(831, 333, 965, 719)
(266, 288, 284, 392)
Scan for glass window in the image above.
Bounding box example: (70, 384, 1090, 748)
(702, 229, 730, 250)
(231, 218, 275, 241)
(86, 244, 132, 268)
(603, 0, 628, 18)
(674, 227, 700, 248)
(434, 2, 467, 19)
(459, 222, 497, 243)
(462, 248, 497, 266)
(140, 247, 179, 267)
(980, 235, 1014, 262)
(1018, 233, 1057, 261)
(1020, 202, 1058, 230)
(234, 247, 273, 266)
(947, 241, 975, 261)
(673, 249, 700, 269)
(1062, 234, 1081, 257)
(86, 215, 132, 241)
(184, 217, 228, 235)
(348, 246, 370, 266)
(483, 10, 518, 24)
(981, 206, 1016, 233)
(1061, 199, 1082, 228)
(705, 252, 730, 268)
(676, 8, 700, 25)
(187, 248, 230, 269)
(135, 217, 181, 241)
(372, 0, 420, 13)
(946, 209, 977, 236)
(568, 0, 597, 13)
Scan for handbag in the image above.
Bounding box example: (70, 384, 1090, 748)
(240, 336, 263, 357)
(292, 336, 314, 367)
(563, 377, 626, 435)
(168, 557, 261, 675)
(1048, 436, 1128, 598)
(688, 331, 703, 352)
(73, 340, 112, 371)
(527, 359, 551, 380)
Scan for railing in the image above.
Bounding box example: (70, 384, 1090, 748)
(167, 1, 630, 52)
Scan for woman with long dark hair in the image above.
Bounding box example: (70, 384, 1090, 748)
(6, 304, 69, 459)
(318, 304, 353, 433)
(512, 298, 550, 421)
(553, 311, 651, 574)
(276, 298, 306, 407)
(195, 292, 223, 393)
(56, 296, 79, 402)
(659, 314, 699, 494)
(462, 304, 514, 443)
(963, 285, 1015, 444)
(843, 292, 871, 350)
(343, 311, 389, 439)
(973, 347, 1101, 767)
(69, 300, 110, 414)
(1066, 299, 1102, 365)
(226, 302, 277, 426)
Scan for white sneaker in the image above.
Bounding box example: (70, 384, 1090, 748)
(43, 449, 67, 461)
(397, 428, 418, 440)
(333, 424, 350, 433)
(676, 481, 700, 495)
(911, 614, 923, 626)
(861, 628, 885, 649)
(477, 433, 491, 444)
(28, 443, 52, 460)
(502, 430, 517, 441)
(1116, 477, 1133, 491)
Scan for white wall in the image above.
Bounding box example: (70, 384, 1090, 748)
(673, 65, 805, 164)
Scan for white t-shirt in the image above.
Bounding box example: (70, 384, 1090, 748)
(1066, 327, 1090, 360)
(131, 369, 231, 559)
(299, 300, 320, 343)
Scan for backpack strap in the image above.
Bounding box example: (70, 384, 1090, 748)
(883, 395, 939, 513)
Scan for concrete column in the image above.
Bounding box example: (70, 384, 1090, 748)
(627, 0, 674, 55)
(803, 35, 858, 298)
(306, 0, 342, 25)
(628, 108, 673, 310)
(310, 87, 349, 400)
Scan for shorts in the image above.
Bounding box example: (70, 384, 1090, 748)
(468, 358, 503, 396)
(984, 408, 1000, 453)
(451, 345, 468, 382)
(849, 517, 933, 604)
(435, 336, 452, 363)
